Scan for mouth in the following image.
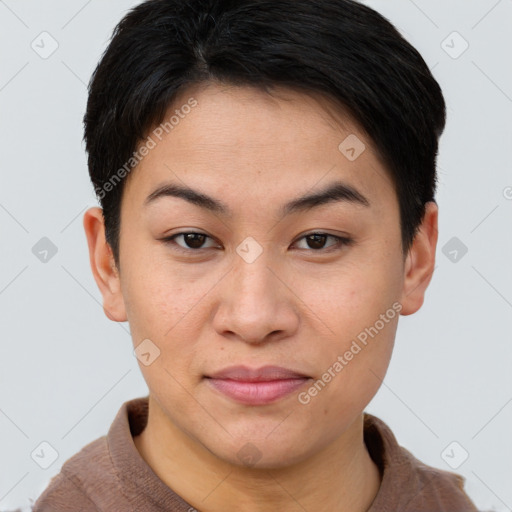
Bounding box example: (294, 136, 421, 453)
(204, 365, 311, 405)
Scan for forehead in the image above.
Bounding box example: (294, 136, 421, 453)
(122, 82, 396, 217)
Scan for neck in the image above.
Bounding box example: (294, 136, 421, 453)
(133, 395, 381, 512)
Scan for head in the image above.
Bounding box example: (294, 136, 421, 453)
(83, 0, 444, 468)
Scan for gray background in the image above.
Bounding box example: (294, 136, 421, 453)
(0, 0, 511, 510)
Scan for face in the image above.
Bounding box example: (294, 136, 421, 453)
(86, 82, 434, 469)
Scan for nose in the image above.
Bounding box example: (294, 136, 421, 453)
(212, 247, 300, 345)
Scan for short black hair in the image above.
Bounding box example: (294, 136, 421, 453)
(84, 0, 446, 269)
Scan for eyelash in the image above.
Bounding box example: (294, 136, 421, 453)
(160, 231, 354, 255)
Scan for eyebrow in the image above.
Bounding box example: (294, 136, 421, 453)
(144, 180, 370, 218)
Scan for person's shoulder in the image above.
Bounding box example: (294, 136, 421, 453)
(402, 448, 479, 511)
(364, 413, 479, 511)
(32, 435, 111, 512)
(32, 396, 149, 512)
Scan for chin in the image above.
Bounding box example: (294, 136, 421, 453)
(204, 431, 318, 471)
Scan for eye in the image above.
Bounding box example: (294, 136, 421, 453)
(161, 231, 353, 254)
(162, 232, 220, 252)
(292, 232, 353, 252)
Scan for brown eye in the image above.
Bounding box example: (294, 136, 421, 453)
(293, 232, 353, 252)
(181, 233, 207, 249)
(162, 232, 219, 252)
(305, 234, 329, 250)
(161, 231, 353, 255)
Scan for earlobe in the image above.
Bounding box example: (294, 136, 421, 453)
(399, 201, 439, 316)
(83, 207, 127, 322)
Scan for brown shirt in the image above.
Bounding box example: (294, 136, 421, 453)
(33, 396, 479, 511)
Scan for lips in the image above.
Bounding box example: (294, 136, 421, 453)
(205, 365, 311, 405)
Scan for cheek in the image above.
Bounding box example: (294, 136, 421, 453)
(297, 262, 400, 404)
(121, 256, 206, 340)
(304, 317, 397, 428)
(126, 278, 203, 411)
(301, 260, 400, 335)
(122, 263, 215, 390)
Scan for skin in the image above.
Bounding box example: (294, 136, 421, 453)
(83, 82, 438, 512)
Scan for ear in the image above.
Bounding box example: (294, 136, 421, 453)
(399, 201, 438, 316)
(83, 207, 127, 322)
